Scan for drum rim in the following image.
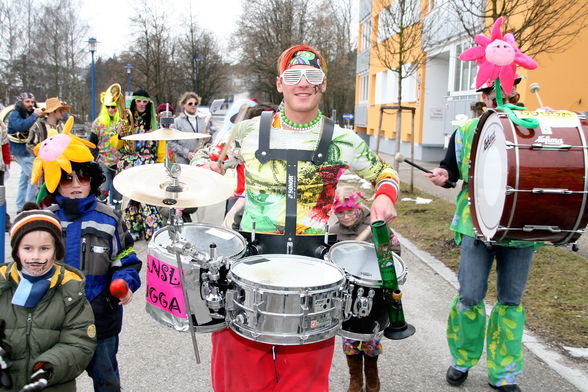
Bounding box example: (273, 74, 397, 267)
(230, 253, 346, 291)
(327, 240, 406, 286)
(228, 319, 340, 345)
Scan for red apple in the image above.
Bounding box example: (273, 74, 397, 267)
(109, 279, 129, 299)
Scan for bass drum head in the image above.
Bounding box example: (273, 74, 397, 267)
(471, 112, 508, 240)
(327, 241, 406, 287)
(230, 254, 345, 289)
(153, 223, 247, 259)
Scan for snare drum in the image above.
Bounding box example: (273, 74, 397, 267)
(470, 110, 588, 243)
(146, 223, 247, 332)
(327, 241, 407, 341)
(226, 254, 346, 345)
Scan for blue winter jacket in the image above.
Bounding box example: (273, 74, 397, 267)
(49, 195, 142, 339)
(7, 101, 38, 156)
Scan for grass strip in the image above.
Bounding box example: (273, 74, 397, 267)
(394, 184, 588, 348)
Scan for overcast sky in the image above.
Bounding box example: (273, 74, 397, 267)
(79, 0, 243, 58)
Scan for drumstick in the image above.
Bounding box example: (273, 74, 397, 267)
(395, 152, 456, 188)
(217, 104, 250, 164)
(529, 83, 545, 108)
(356, 225, 372, 242)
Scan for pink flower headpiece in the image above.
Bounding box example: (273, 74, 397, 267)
(459, 17, 537, 94)
(333, 192, 363, 213)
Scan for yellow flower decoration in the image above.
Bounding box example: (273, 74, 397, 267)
(31, 116, 96, 193)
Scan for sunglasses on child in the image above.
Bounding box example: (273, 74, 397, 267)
(280, 68, 325, 86)
(60, 171, 91, 186)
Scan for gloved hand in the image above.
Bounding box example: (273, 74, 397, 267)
(20, 362, 53, 392)
(0, 319, 13, 389)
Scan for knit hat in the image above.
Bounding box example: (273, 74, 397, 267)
(16, 92, 35, 101)
(157, 103, 175, 115)
(10, 210, 64, 265)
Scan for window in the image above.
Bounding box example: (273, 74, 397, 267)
(375, 64, 417, 104)
(378, 0, 421, 42)
(360, 20, 371, 52)
(359, 73, 369, 103)
(453, 42, 477, 92)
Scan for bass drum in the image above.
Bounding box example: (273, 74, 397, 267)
(469, 110, 588, 244)
(327, 240, 406, 341)
(146, 223, 247, 333)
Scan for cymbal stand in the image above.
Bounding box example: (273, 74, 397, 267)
(167, 213, 201, 364)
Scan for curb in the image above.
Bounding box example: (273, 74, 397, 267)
(395, 232, 588, 392)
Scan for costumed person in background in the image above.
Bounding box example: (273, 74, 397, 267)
(196, 44, 399, 392)
(0, 208, 96, 392)
(90, 92, 123, 210)
(27, 97, 70, 154)
(156, 103, 175, 122)
(6, 92, 43, 212)
(330, 191, 400, 392)
(170, 92, 207, 164)
(426, 18, 538, 392)
(110, 89, 165, 241)
(0, 120, 10, 231)
(31, 117, 142, 391)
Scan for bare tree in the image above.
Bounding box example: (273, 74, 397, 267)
(234, 0, 312, 103)
(175, 7, 228, 105)
(372, 0, 431, 156)
(449, 0, 588, 57)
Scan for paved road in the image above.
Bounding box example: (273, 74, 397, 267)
(2, 161, 586, 391)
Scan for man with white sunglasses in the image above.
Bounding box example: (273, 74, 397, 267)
(197, 44, 399, 392)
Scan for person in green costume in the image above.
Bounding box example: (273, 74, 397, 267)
(426, 80, 534, 392)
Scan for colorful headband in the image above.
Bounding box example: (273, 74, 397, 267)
(31, 116, 95, 193)
(17, 92, 35, 101)
(333, 192, 363, 213)
(288, 50, 323, 70)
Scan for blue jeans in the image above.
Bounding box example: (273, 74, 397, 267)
(98, 162, 121, 210)
(14, 153, 36, 211)
(87, 335, 120, 392)
(458, 235, 534, 306)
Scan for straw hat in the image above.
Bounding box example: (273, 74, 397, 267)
(42, 97, 72, 114)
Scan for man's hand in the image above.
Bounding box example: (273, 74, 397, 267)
(370, 194, 397, 225)
(425, 168, 449, 187)
(33, 108, 43, 116)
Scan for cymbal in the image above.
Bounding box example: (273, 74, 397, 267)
(122, 128, 211, 141)
(113, 163, 233, 208)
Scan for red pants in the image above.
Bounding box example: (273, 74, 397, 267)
(211, 329, 335, 392)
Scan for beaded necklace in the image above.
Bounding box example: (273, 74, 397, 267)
(280, 108, 322, 131)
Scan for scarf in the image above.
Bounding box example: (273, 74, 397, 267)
(12, 266, 55, 308)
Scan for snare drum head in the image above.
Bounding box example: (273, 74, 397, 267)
(471, 112, 508, 239)
(327, 241, 405, 286)
(153, 223, 247, 258)
(231, 254, 345, 288)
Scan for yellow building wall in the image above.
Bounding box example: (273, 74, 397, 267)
(355, 0, 428, 147)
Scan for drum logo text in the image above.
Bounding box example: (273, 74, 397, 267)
(287, 174, 296, 199)
(483, 131, 496, 151)
(534, 135, 564, 145)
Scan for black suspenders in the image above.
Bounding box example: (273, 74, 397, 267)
(254, 111, 334, 239)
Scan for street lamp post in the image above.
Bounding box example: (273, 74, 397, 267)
(125, 64, 134, 94)
(87, 37, 98, 121)
(194, 55, 204, 94)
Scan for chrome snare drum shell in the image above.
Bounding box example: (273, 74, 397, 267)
(226, 254, 347, 345)
(327, 240, 407, 341)
(146, 223, 247, 333)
